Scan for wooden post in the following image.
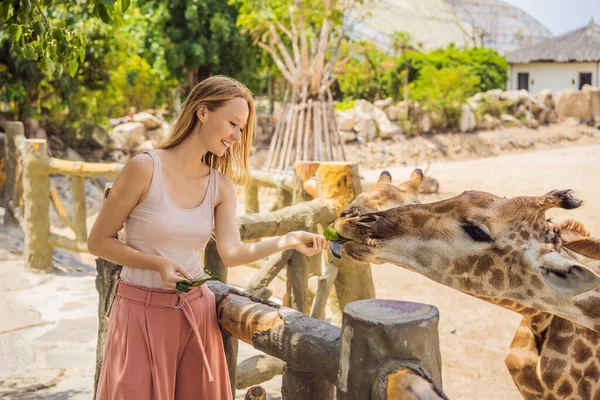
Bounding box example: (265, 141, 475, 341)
(204, 238, 227, 283)
(244, 249, 293, 296)
(282, 365, 335, 400)
(22, 139, 52, 270)
(315, 162, 375, 326)
(71, 176, 88, 244)
(245, 385, 267, 400)
(245, 183, 259, 214)
(93, 184, 123, 398)
(286, 250, 309, 313)
(3, 121, 24, 225)
(337, 300, 443, 400)
(203, 238, 237, 397)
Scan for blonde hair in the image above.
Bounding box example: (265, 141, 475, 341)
(159, 75, 255, 186)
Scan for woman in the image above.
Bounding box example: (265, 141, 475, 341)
(88, 75, 328, 399)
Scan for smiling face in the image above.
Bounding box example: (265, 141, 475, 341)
(196, 97, 250, 157)
(331, 185, 600, 329)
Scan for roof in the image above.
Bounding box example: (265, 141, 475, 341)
(507, 19, 600, 63)
(346, 0, 473, 52)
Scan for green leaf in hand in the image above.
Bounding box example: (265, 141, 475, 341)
(323, 227, 340, 241)
(175, 269, 220, 293)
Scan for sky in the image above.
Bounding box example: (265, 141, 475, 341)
(501, 0, 600, 36)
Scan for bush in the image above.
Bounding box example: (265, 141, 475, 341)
(410, 65, 480, 128)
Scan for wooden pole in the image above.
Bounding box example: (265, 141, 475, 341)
(22, 139, 52, 270)
(286, 250, 309, 313)
(282, 365, 335, 400)
(71, 176, 88, 244)
(203, 238, 238, 398)
(245, 249, 294, 296)
(245, 183, 259, 214)
(236, 355, 285, 390)
(3, 121, 23, 225)
(337, 300, 443, 400)
(245, 386, 268, 400)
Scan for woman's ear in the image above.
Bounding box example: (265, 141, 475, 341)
(196, 106, 208, 122)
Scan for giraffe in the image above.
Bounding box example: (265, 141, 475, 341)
(329, 170, 600, 400)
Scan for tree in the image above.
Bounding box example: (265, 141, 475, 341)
(0, 0, 130, 76)
(234, 0, 359, 172)
(390, 32, 421, 103)
(136, 0, 262, 92)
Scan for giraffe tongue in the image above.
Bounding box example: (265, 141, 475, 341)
(330, 240, 346, 259)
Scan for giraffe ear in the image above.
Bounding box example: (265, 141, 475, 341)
(540, 252, 600, 295)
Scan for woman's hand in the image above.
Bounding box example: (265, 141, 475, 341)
(155, 258, 193, 290)
(285, 231, 329, 257)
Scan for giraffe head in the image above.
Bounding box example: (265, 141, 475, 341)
(331, 173, 600, 331)
(340, 168, 423, 219)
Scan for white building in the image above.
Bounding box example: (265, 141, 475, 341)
(506, 19, 600, 95)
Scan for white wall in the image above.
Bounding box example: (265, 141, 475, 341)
(507, 62, 600, 95)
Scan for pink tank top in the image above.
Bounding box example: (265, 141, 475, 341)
(120, 150, 220, 289)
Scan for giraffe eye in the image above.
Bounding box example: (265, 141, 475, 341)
(462, 224, 493, 243)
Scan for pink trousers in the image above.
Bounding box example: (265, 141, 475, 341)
(96, 280, 232, 400)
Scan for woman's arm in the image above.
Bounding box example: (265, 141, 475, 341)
(214, 175, 328, 268)
(87, 154, 193, 288)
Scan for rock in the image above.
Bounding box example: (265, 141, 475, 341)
(354, 100, 401, 139)
(525, 111, 538, 129)
(23, 117, 47, 139)
(516, 104, 528, 118)
(396, 101, 410, 117)
(65, 148, 84, 161)
(134, 140, 156, 155)
(420, 176, 439, 194)
(339, 131, 357, 144)
(534, 89, 554, 110)
(459, 104, 476, 133)
(335, 109, 358, 131)
(374, 97, 393, 109)
(582, 84, 600, 123)
(500, 114, 524, 128)
(555, 89, 591, 120)
(547, 110, 559, 124)
(354, 115, 377, 142)
(386, 105, 401, 121)
(417, 114, 432, 133)
(90, 125, 110, 148)
(146, 127, 168, 145)
(480, 114, 501, 130)
(109, 122, 146, 152)
(133, 111, 162, 130)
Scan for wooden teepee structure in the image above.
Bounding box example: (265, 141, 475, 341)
(260, 0, 351, 173)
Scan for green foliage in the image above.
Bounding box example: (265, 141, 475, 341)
(410, 65, 480, 128)
(333, 98, 355, 111)
(0, 0, 131, 76)
(402, 45, 507, 95)
(335, 40, 508, 106)
(138, 0, 263, 91)
(0, 1, 177, 146)
(336, 40, 394, 102)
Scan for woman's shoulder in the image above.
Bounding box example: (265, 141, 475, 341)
(117, 153, 154, 188)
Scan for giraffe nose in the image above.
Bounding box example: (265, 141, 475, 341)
(357, 214, 378, 224)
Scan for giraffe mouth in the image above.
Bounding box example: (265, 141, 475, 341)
(330, 238, 351, 259)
